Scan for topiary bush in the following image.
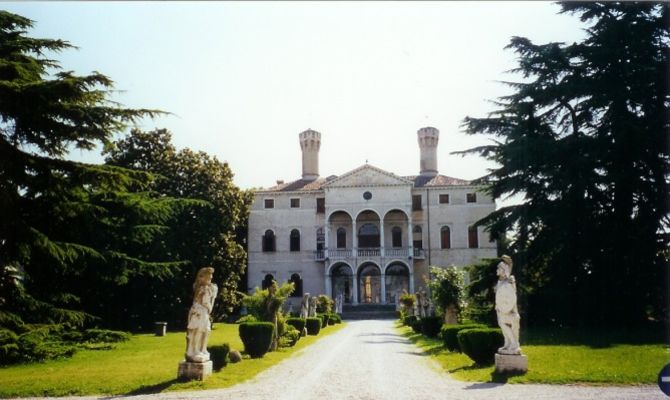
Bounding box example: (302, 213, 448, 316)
(286, 317, 306, 333)
(329, 313, 342, 324)
(403, 315, 418, 327)
(279, 326, 301, 347)
(457, 327, 504, 365)
(305, 317, 321, 335)
(440, 323, 487, 352)
(208, 343, 230, 371)
(421, 316, 443, 338)
(239, 322, 274, 358)
(318, 313, 330, 327)
(411, 318, 423, 334)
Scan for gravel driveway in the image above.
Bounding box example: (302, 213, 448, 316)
(31, 320, 664, 400)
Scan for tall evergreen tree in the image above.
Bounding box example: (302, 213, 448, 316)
(0, 11, 183, 330)
(458, 2, 668, 327)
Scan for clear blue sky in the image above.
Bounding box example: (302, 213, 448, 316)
(5, 1, 585, 191)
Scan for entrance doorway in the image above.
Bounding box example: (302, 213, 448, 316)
(331, 264, 353, 304)
(358, 263, 381, 304)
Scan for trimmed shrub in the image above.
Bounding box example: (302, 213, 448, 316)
(305, 317, 321, 335)
(411, 318, 422, 334)
(457, 328, 504, 365)
(279, 326, 301, 347)
(318, 313, 330, 327)
(239, 322, 274, 358)
(440, 323, 487, 352)
(208, 343, 230, 371)
(403, 315, 418, 327)
(421, 316, 443, 338)
(83, 329, 130, 343)
(329, 314, 342, 324)
(286, 317, 306, 333)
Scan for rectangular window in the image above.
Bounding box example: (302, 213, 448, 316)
(412, 195, 422, 211)
(468, 226, 479, 248)
(264, 199, 274, 209)
(316, 198, 325, 213)
(290, 198, 300, 208)
(466, 193, 477, 203)
(439, 194, 450, 204)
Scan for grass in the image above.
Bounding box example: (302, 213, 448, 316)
(0, 322, 346, 398)
(398, 323, 669, 385)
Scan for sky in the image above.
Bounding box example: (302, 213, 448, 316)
(5, 1, 586, 192)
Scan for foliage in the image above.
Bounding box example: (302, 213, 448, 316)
(208, 343, 230, 371)
(329, 314, 342, 324)
(241, 282, 294, 321)
(235, 315, 258, 324)
(403, 315, 418, 327)
(411, 318, 422, 334)
(420, 317, 443, 338)
(463, 259, 500, 326)
(428, 266, 465, 318)
(457, 328, 504, 365)
(305, 318, 321, 335)
(82, 329, 131, 343)
(315, 295, 334, 314)
(440, 323, 488, 352)
(278, 325, 300, 348)
(457, 2, 669, 327)
(286, 317, 306, 333)
(238, 322, 274, 358)
(104, 128, 253, 323)
(317, 313, 330, 328)
(399, 292, 416, 316)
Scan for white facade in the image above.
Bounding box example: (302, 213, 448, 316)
(247, 127, 496, 306)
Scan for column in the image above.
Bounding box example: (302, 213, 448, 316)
(409, 272, 415, 294)
(380, 273, 386, 304)
(407, 214, 413, 258)
(324, 220, 330, 259)
(352, 219, 357, 257)
(352, 269, 359, 305)
(379, 218, 385, 257)
(325, 272, 332, 298)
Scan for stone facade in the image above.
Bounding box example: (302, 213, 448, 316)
(247, 127, 497, 307)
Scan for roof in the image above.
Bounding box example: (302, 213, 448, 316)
(404, 174, 471, 187)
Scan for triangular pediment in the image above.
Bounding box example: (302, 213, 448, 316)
(324, 164, 414, 188)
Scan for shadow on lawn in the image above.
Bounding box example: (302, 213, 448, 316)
(523, 323, 664, 348)
(120, 379, 180, 396)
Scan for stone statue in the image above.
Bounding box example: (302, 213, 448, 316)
(264, 281, 282, 351)
(495, 255, 521, 355)
(300, 293, 310, 319)
(337, 293, 344, 314)
(308, 296, 317, 317)
(421, 288, 431, 317)
(185, 267, 218, 363)
(415, 290, 423, 317)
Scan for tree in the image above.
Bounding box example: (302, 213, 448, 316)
(0, 11, 184, 332)
(457, 2, 668, 327)
(104, 128, 253, 322)
(427, 266, 464, 324)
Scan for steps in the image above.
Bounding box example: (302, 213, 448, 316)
(341, 304, 398, 320)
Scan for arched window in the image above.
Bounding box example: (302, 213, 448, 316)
(262, 273, 274, 290)
(337, 227, 347, 249)
(316, 228, 325, 251)
(440, 226, 451, 249)
(391, 226, 402, 248)
(358, 223, 380, 248)
(468, 226, 479, 248)
(413, 225, 423, 249)
(262, 230, 276, 252)
(289, 273, 303, 297)
(290, 229, 300, 252)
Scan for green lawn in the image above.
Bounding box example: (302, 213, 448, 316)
(0, 322, 346, 398)
(398, 324, 669, 385)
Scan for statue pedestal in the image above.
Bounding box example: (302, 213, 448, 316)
(177, 360, 212, 381)
(495, 353, 528, 374)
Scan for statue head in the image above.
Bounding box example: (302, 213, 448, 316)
(497, 256, 512, 280)
(501, 255, 513, 267)
(194, 267, 214, 289)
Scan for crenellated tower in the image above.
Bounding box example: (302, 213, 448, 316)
(417, 126, 439, 177)
(299, 129, 321, 181)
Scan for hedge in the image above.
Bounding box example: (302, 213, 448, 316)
(305, 318, 322, 335)
(421, 316, 443, 338)
(239, 322, 274, 358)
(317, 314, 330, 328)
(208, 343, 230, 371)
(286, 317, 306, 333)
(403, 315, 418, 327)
(329, 314, 342, 324)
(411, 318, 422, 334)
(440, 323, 487, 352)
(457, 327, 504, 365)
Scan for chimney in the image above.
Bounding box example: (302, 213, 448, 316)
(417, 127, 439, 177)
(299, 129, 321, 181)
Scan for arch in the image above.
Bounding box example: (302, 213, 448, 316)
(382, 208, 410, 220)
(330, 263, 353, 304)
(354, 208, 382, 221)
(261, 273, 274, 290)
(326, 209, 354, 222)
(384, 262, 410, 304)
(440, 226, 451, 249)
(290, 229, 300, 252)
(262, 229, 276, 252)
(357, 262, 381, 304)
(289, 273, 302, 297)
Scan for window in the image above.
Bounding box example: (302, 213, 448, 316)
(290, 198, 300, 208)
(413, 225, 423, 249)
(466, 193, 477, 203)
(289, 273, 303, 297)
(337, 227, 347, 249)
(316, 198, 325, 213)
(358, 223, 380, 248)
(440, 226, 451, 249)
(468, 226, 479, 248)
(264, 199, 274, 208)
(412, 195, 422, 211)
(439, 194, 450, 204)
(391, 227, 402, 248)
(290, 229, 300, 251)
(262, 274, 274, 290)
(262, 230, 276, 252)
(316, 228, 325, 251)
